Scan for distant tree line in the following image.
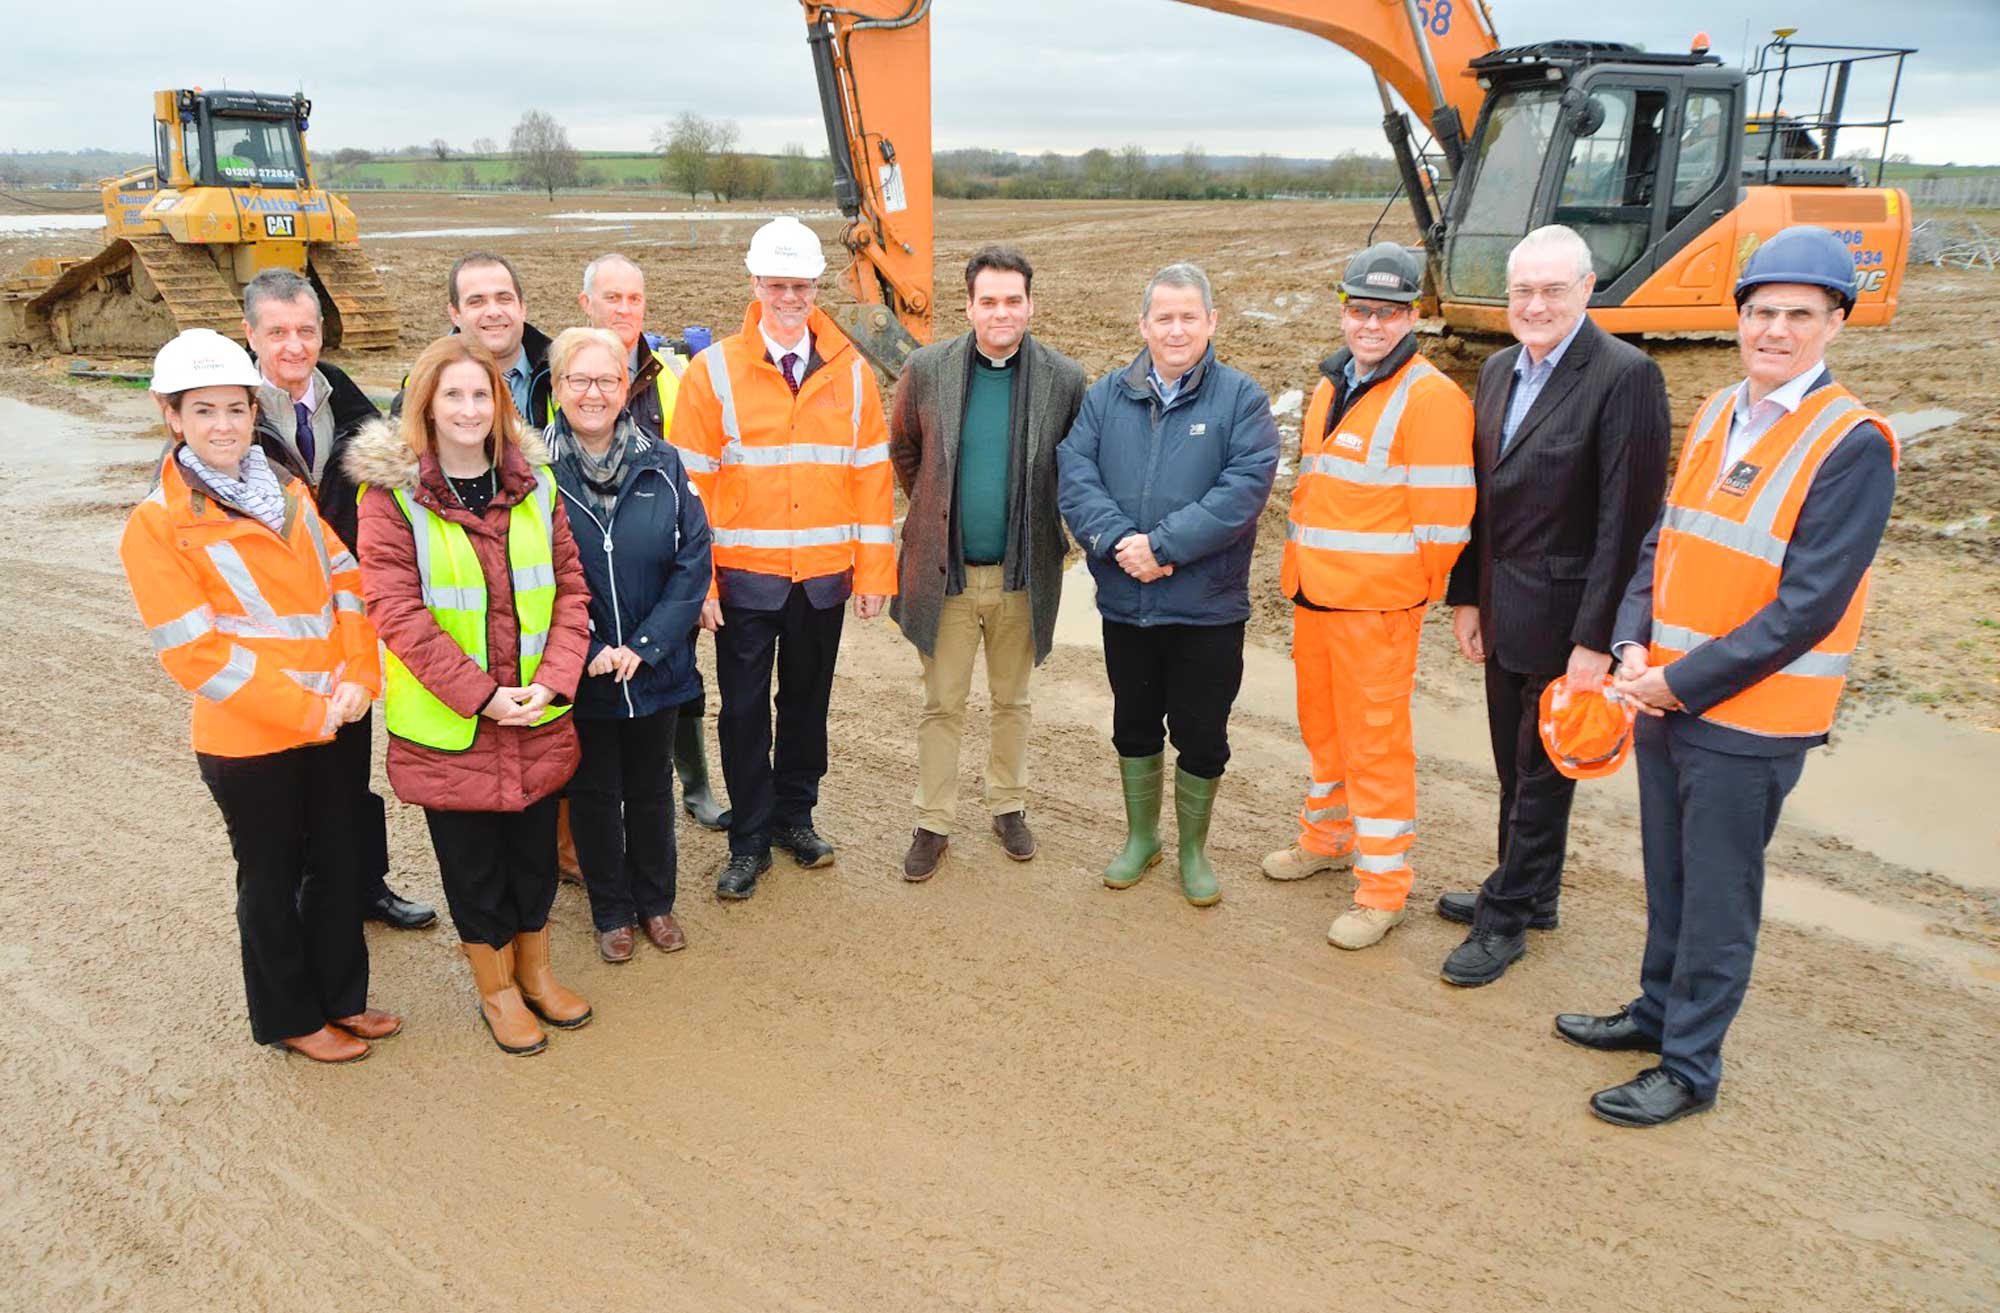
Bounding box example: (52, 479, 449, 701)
(935, 145, 1402, 200)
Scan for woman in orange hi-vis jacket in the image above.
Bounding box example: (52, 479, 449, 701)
(1263, 244, 1475, 953)
(119, 329, 398, 1065)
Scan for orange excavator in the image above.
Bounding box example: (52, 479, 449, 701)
(801, 1, 1916, 374)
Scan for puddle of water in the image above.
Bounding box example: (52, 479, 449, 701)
(1884, 407, 1965, 444)
(0, 214, 104, 234)
(368, 225, 543, 240)
(549, 210, 837, 223)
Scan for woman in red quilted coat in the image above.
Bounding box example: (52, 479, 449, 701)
(348, 335, 593, 1056)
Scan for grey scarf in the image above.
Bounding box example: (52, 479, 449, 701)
(179, 444, 287, 535)
(549, 414, 640, 516)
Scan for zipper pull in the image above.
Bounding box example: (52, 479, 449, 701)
(603, 538, 614, 553)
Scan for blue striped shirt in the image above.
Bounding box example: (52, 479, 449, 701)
(1502, 315, 1586, 451)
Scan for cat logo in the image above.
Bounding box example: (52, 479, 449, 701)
(1719, 459, 1761, 496)
(263, 213, 297, 238)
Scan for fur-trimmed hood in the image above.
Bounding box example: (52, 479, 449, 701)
(342, 415, 553, 497)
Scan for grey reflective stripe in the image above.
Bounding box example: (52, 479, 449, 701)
(512, 563, 557, 592)
(712, 525, 856, 549)
(725, 443, 855, 468)
(1304, 804, 1350, 823)
(299, 503, 332, 580)
(1412, 524, 1471, 544)
(1353, 816, 1416, 840)
(1405, 465, 1475, 488)
(150, 605, 216, 651)
(204, 542, 334, 639)
(519, 628, 550, 659)
(852, 442, 890, 467)
(1650, 620, 1712, 651)
(531, 466, 557, 522)
(400, 500, 483, 611)
(661, 351, 687, 379)
(1668, 395, 1865, 567)
(332, 590, 365, 615)
(1365, 359, 1438, 470)
(855, 523, 895, 546)
(850, 358, 864, 442)
(1306, 779, 1344, 798)
(195, 644, 256, 702)
(328, 549, 358, 575)
(1781, 649, 1853, 678)
(1690, 388, 1735, 449)
(1298, 454, 1404, 486)
(704, 347, 741, 442)
(1355, 852, 1409, 873)
(284, 669, 334, 695)
(1286, 523, 1417, 555)
(675, 447, 720, 474)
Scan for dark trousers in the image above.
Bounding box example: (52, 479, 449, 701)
(717, 584, 845, 856)
(197, 742, 369, 1045)
(1101, 618, 1246, 779)
(422, 798, 561, 948)
(1474, 662, 1579, 935)
(332, 709, 393, 904)
(1628, 719, 1805, 1098)
(571, 707, 679, 931)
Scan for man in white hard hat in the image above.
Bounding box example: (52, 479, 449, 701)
(667, 217, 897, 901)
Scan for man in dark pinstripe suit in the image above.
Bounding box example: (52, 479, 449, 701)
(1436, 225, 1671, 987)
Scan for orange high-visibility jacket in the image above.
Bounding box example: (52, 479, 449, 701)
(1649, 382, 1898, 739)
(668, 304, 896, 599)
(1282, 351, 1475, 609)
(120, 450, 381, 757)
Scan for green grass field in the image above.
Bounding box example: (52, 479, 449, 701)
(321, 152, 664, 188)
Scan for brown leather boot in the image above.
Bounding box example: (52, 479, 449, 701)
(461, 942, 547, 1055)
(556, 799, 584, 885)
(512, 929, 593, 1030)
(277, 1024, 370, 1064)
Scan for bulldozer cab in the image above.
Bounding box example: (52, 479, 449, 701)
(156, 90, 313, 191)
(1441, 43, 1742, 307)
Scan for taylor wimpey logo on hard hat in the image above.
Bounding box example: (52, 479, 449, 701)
(1365, 271, 1404, 288)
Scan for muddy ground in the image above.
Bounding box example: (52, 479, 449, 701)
(1, 193, 1996, 1311)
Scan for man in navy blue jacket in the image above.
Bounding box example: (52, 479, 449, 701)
(1058, 262, 1280, 907)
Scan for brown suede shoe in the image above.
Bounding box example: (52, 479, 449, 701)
(597, 924, 637, 964)
(993, 811, 1037, 861)
(332, 1008, 404, 1040)
(277, 1024, 370, 1064)
(641, 913, 687, 952)
(903, 828, 948, 882)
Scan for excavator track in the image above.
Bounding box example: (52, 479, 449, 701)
(308, 243, 399, 351)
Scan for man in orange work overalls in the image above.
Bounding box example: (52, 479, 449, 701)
(1262, 243, 1475, 950)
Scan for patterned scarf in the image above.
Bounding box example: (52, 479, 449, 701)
(178, 443, 287, 535)
(549, 413, 640, 516)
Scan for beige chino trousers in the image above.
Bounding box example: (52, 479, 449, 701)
(914, 565, 1034, 834)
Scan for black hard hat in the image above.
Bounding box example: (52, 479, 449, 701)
(1339, 241, 1423, 304)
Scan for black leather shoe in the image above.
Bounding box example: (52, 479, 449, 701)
(772, 824, 835, 869)
(366, 890, 437, 930)
(1589, 1066, 1715, 1128)
(1441, 928, 1526, 987)
(716, 851, 772, 901)
(1555, 1006, 1662, 1053)
(1435, 889, 1559, 931)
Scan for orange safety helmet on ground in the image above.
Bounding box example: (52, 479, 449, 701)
(1539, 675, 1638, 780)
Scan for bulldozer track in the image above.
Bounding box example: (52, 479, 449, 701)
(308, 243, 399, 351)
(126, 235, 243, 338)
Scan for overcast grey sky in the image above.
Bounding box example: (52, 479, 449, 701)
(4, 1, 1996, 164)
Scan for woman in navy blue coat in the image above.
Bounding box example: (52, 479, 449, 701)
(546, 328, 712, 962)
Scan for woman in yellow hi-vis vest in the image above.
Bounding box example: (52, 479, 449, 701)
(348, 336, 594, 1056)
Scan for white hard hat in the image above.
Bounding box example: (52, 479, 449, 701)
(151, 329, 262, 393)
(744, 217, 827, 279)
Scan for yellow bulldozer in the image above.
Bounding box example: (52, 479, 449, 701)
(1, 88, 397, 354)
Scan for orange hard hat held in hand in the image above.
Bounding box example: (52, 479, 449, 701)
(1539, 675, 1639, 780)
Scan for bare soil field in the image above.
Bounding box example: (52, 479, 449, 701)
(1, 193, 1996, 1312)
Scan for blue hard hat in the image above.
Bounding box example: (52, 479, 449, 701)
(1735, 225, 1858, 314)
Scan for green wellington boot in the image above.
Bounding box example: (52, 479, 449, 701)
(1174, 767, 1222, 907)
(1102, 754, 1165, 889)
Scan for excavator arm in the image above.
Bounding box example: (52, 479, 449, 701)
(802, 0, 1498, 373)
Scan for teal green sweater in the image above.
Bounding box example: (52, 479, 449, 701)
(957, 354, 1014, 564)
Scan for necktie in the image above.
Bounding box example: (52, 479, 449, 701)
(293, 400, 316, 470)
(780, 352, 800, 396)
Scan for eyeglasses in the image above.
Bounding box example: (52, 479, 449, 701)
(1506, 278, 1586, 303)
(1340, 301, 1411, 323)
(561, 374, 623, 395)
(1739, 303, 1834, 328)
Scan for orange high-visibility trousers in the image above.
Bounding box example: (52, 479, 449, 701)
(1292, 604, 1422, 910)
